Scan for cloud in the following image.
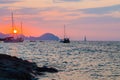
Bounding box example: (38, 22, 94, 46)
(104, 11, 120, 18)
(1, 5, 120, 24)
(0, 0, 21, 4)
(53, 0, 81, 3)
(1, 0, 120, 11)
(10, 6, 120, 22)
(0, 7, 10, 16)
(38, 9, 98, 21)
(80, 4, 120, 14)
(74, 16, 120, 25)
(51, 0, 120, 11)
(72, 4, 120, 19)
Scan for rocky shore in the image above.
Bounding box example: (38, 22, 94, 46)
(0, 54, 58, 80)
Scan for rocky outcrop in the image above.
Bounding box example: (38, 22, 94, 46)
(0, 54, 58, 80)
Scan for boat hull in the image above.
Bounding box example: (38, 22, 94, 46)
(3, 37, 24, 43)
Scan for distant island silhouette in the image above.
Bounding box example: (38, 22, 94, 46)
(0, 33, 59, 41)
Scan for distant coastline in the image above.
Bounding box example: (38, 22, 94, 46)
(0, 32, 59, 41)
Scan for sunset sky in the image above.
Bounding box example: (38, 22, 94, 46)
(0, 0, 120, 41)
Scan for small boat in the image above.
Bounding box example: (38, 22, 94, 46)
(30, 40, 36, 42)
(4, 37, 24, 43)
(3, 12, 24, 43)
(84, 36, 87, 42)
(60, 38, 70, 43)
(60, 25, 70, 43)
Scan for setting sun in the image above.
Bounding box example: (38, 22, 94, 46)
(13, 29, 17, 34)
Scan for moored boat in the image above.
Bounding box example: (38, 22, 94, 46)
(60, 25, 70, 43)
(3, 12, 24, 43)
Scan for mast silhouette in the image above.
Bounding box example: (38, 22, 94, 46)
(11, 12, 16, 38)
(64, 25, 66, 39)
(21, 21, 23, 35)
(11, 12, 16, 37)
(11, 12, 14, 31)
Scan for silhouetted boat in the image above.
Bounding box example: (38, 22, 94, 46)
(60, 38, 70, 43)
(3, 12, 24, 43)
(60, 25, 70, 43)
(30, 40, 36, 42)
(84, 36, 87, 42)
(4, 37, 24, 43)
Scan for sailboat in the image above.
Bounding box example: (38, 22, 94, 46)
(60, 25, 70, 43)
(4, 12, 24, 43)
(84, 36, 87, 42)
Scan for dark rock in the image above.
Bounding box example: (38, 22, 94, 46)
(0, 54, 58, 80)
(36, 66, 58, 73)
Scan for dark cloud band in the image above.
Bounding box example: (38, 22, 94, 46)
(0, 0, 21, 4)
(76, 4, 120, 14)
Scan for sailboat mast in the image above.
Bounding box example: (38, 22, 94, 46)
(11, 12, 14, 31)
(64, 25, 66, 38)
(21, 22, 23, 35)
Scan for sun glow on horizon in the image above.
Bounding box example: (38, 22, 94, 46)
(13, 29, 17, 34)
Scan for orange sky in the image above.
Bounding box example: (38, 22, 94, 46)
(0, 0, 120, 40)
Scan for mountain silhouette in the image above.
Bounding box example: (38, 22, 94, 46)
(38, 33, 59, 40)
(0, 33, 59, 41)
(0, 33, 10, 38)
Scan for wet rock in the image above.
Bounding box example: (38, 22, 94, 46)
(0, 54, 58, 80)
(36, 66, 58, 73)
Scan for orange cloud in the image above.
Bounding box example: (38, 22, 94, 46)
(1, 0, 120, 10)
(39, 10, 99, 21)
(103, 11, 120, 18)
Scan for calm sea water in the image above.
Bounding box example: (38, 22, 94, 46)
(0, 41, 120, 80)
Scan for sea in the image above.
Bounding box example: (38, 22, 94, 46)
(0, 41, 120, 80)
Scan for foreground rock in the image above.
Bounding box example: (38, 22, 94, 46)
(0, 54, 58, 80)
